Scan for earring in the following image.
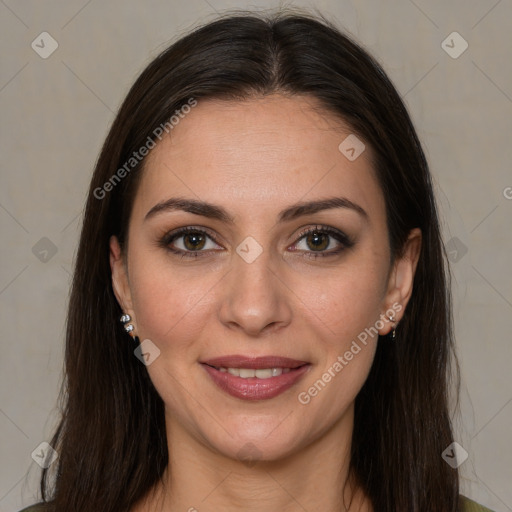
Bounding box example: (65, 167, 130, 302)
(119, 313, 135, 336)
(387, 313, 397, 340)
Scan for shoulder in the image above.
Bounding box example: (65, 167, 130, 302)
(461, 495, 495, 512)
(18, 505, 47, 512)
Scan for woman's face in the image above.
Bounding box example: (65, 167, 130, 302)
(111, 94, 420, 462)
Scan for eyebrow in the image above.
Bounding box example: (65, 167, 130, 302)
(144, 196, 368, 223)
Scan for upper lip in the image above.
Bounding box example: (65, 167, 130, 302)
(201, 355, 309, 369)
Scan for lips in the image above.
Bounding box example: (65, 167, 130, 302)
(200, 355, 311, 401)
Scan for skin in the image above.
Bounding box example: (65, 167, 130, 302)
(110, 94, 421, 512)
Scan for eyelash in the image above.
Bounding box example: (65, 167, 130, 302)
(159, 225, 354, 260)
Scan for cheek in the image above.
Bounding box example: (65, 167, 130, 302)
(289, 253, 386, 410)
(291, 257, 388, 345)
(297, 340, 376, 437)
(127, 251, 218, 354)
(294, 264, 383, 423)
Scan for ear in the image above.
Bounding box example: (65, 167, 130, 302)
(109, 235, 135, 317)
(378, 228, 422, 335)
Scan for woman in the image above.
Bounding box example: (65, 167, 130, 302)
(21, 9, 494, 512)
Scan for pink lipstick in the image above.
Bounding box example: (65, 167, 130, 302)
(200, 355, 311, 401)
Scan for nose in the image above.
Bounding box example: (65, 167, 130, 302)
(217, 245, 293, 337)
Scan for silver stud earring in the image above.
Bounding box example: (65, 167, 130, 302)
(387, 313, 397, 340)
(119, 314, 135, 336)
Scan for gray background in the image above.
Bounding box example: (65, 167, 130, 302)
(1, 1, 511, 511)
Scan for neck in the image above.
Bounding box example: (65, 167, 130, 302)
(136, 403, 372, 512)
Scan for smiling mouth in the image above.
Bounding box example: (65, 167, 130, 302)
(200, 356, 311, 400)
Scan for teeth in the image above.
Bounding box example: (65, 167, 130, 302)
(219, 367, 292, 379)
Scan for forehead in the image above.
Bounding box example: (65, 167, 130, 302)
(134, 94, 384, 222)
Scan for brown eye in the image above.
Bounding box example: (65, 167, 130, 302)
(161, 227, 223, 258)
(305, 231, 330, 251)
(182, 232, 207, 251)
(290, 225, 354, 258)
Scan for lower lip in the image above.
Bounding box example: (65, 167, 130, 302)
(201, 364, 311, 401)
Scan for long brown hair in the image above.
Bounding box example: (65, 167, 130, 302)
(41, 9, 460, 511)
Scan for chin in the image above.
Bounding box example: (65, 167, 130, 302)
(200, 417, 308, 465)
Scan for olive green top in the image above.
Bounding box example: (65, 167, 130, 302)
(460, 496, 495, 512)
(19, 496, 495, 511)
